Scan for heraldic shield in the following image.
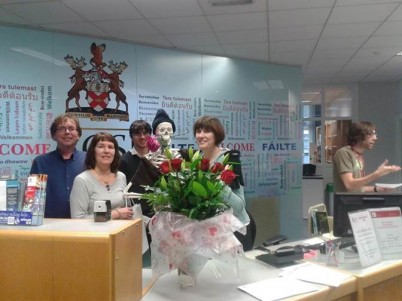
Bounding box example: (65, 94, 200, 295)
(64, 42, 129, 121)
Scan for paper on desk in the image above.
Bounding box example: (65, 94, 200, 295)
(279, 263, 352, 287)
(302, 237, 325, 246)
(375, 183, 402, 189)
(238, 277, 319, 301)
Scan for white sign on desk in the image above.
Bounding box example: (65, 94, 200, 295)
(368, 207, 402, 260)
(348, 210, 382, 268)
(349, 207, 402, 267)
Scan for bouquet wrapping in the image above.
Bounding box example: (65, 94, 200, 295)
(149, 210, 245, 279)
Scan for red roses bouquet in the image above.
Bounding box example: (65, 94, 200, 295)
(143, 147, 244, 286)
(142, 147, 237, 220)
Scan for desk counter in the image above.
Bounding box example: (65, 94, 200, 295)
(0, 218, 143, 301)
(142, 247, 402, 301)
(141, 255, 342, 301)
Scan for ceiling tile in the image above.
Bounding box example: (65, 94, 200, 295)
(316, 36, 367, 50)
(362, 73, 401, 82)
(341, 61, 384, 73)
(347, 55, 391, 67)
(328, 3, 399, 24)
(270, 39, 316, 53)
(94, 19, 159, 36)
(321, 22, 379, 38)
(270, 51, 311, 67)
(1, 0, 52, 3)
(375, 20, 402, 35)
(336, 0, 401, 6)
(130, 0, 203, 18)
(388, 4, 402, 20)
(198, 0, 267, 15)
(307, 57, 350, 72)
(44, 22, 106, 37)
(269, 7, 332, 28)
(149, 16, 211, 34)
(312, 48, 357, 60)
(3, 2, 84, 24)
(166, 32, 219, 47)
(269, 0, 335, 11)
(207, 12, 267, 32)
(62, 0, 142, 21)
(363, 35, 402, 48)
(215, 29, 267, 44)
(354, 46, 402, 56)
(270, 25, 322, 41)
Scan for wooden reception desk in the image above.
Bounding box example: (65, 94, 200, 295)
(0, 218, 142, 301)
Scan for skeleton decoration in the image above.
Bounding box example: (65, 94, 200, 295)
(156, 121, 174, 150)
(145, 109, 181, 168)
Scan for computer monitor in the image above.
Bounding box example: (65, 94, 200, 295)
(333, 192, 402, 237)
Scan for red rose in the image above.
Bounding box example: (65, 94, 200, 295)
(220, 169, 236, 185)
(199, 158, 210, 171)
(160, 161, 171, 174)
(211, 162, 224, 173)
(170, 158, 183, 171)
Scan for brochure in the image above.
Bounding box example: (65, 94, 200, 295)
(368, 207, 402, 260)
(348, 207, 402, 267)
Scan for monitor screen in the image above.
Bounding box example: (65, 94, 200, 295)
(333, 192, 402, 237)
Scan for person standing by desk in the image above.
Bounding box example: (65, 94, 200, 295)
(193, 116, 252, 249)
(333, 121, 401, 193)
(70, 132, 132, 219)
(30, 114, 86, 218)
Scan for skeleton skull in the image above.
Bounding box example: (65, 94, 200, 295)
(156, 122, 174, 148)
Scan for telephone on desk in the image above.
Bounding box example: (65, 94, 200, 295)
(255, 235, 309, 267)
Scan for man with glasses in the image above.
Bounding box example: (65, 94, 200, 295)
(333, 121, 401, 192)
(30, 114, 86, 218)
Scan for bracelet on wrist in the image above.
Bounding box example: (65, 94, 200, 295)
(114, 209, 121, 219)
(374, 186, 378, 192)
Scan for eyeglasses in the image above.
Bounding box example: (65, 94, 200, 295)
(56, 126, 77, 133)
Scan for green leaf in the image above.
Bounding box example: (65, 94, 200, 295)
(222, 153, 230, 165)
(206, 180, 217, 194)
(192, 181, 208, 197)
(164, 148, 173, 159)
(160, 175, 167, 189)
(188, 146, 193, 160)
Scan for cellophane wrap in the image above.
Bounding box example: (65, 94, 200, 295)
(149, 210, 245, 279)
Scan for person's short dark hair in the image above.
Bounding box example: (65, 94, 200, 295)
(152, 109, 176, 135)
(50, 114, 82, 139)
(85, 132, 120, 173)
(193, 116, 225, 146)
(129, 120, 152, 138)
(347, 121, 376, 146)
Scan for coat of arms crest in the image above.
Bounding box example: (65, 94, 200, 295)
(65, 42, 129, 121)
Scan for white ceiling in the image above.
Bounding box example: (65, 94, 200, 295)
(2, 0, 402, 88)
